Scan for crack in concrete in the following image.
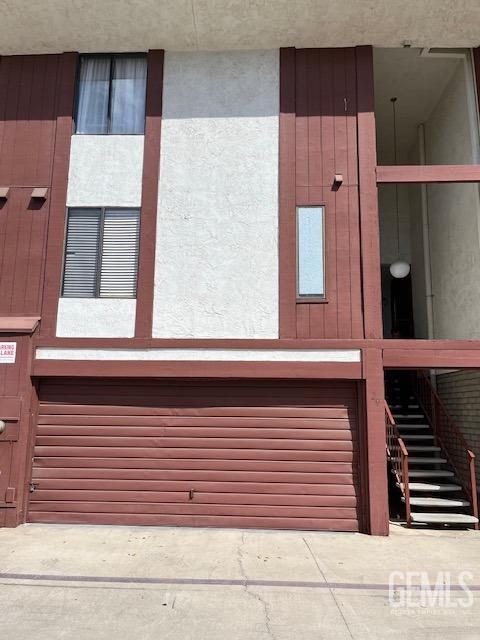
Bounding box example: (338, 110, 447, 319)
(303, 537, 355, 640)
(237, 532, 277, 640)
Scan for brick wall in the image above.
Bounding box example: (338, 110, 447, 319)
(436, 370, 480, 483)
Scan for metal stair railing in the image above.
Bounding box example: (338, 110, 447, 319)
(414, 371, 479, 530)
(385, 401, 411, 526)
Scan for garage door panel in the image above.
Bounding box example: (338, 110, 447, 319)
(40, 406, 355, 419)
(37, 416, 357, 430)
(35, 429, 357, 446)
(28, 501, 358, 518)
(33, 450, 355, 468)
(29, 379, 363, 531)
(29, 493, 358, 509)
(27, 511, 360, 531)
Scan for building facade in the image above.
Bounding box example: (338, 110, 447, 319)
(1, 1, 480, 534)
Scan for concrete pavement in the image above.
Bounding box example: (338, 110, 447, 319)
(0, 522, 479, 639)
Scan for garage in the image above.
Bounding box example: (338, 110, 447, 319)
(28, 379, 364, 531)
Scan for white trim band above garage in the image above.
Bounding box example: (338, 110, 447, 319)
(35, 348, 362, 363)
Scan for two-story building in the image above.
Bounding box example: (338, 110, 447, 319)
(1, 0, 480, 534)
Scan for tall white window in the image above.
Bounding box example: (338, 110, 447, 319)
(62, 208, 140, 298)
(75, 55, 147, 134)
(297, 206, 325, 299)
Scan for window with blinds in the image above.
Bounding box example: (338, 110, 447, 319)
(62, 208, 140, 298)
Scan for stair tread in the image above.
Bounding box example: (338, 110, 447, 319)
(410, 512, 478, 524)
(394, 414, 425, 419)
(399, 482, 462, 491)
(401, 435, 434, 440)
(403, 497, 470, 507)
(397, 424, 429, 430)
(406, 446, 441, 452)
(407, 470, 455, 477)
(393, 457, 447, 463)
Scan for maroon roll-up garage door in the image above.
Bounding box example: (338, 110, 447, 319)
(28, 379, 363, 531)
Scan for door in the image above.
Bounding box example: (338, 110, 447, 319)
(28, 379, 363, 531)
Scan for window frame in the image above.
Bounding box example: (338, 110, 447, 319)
(295, 203, 327, 304)
(74, 52, 147, 136)
(61, 206, 141, 299)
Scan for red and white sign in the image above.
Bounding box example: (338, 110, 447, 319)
(0, 342, 16, 364)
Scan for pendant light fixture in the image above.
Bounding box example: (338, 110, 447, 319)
(389, 97, 411, 279)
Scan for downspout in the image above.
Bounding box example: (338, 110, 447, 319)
(418, 124, 435, 340)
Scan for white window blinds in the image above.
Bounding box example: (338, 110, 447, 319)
(99, 209, 140, 298)
(62, 208, 140, 298)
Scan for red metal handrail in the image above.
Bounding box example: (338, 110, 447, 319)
(385, 401, 411, 526)
(414, 371, 479, 530)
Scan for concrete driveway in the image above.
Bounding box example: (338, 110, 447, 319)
(0, 523, 479, 639)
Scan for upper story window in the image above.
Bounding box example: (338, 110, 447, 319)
(62, 208, 140, 298)
(75, 54, 147, 135)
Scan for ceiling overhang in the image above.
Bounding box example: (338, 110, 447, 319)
(0, 0, 479, 55)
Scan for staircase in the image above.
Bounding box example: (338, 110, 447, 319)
(385, 372, 479, 528)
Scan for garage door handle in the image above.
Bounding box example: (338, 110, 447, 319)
(188, 489, 195, 501)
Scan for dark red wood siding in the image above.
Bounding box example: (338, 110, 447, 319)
(279, 48, 363, 339)
(0, 53, 77, 318)
(28, 379, 362, 531)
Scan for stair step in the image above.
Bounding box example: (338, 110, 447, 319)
(391, 404, 420, 410)
(393, 457, 447, 464)
(401, 435, 434, 440)
(403, 497, 470, 507)
(399, 482, 462, 492)
(407, 470, 454, 478)
(394, 414, 425, 419)
(397, 424, 429, 430)
(406, 446, 441, 452)
(410, 512, 479, 525)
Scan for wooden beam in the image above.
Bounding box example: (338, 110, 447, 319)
(356, 46, 382, 339)
(376, 165, 480, 184)
(362, 348, 389, 535)
(135, 50, 164, 338)
(32, 359, 363, 379)
(383, 349, 480, 369)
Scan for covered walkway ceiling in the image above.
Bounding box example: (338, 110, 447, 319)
(0, 0, 479, 55)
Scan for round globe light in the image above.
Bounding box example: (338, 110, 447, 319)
(390, 260, 411, 279)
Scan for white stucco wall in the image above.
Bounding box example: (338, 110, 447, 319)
(67, 135, 144, 207)
(153, 50, 279, 339)
(56, 299, 136, 337)
(421, 60, 480, 339)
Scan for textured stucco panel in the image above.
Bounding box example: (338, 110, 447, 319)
(67, 135, 144, 207)
(56, 299, 136, 337)
(153, 50, 279, 339)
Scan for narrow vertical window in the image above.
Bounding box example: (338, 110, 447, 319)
(297, 206, 325, 299)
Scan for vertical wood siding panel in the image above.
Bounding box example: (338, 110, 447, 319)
(280, 48, 363, 339)
(322, 187, 338, 337)
(295, 49, 309, 189)
(348, 186, 363, 338)
(320, 50, 335, 190)
(0, 56, 23, 185)
(296, 303, 310, 338)
(307, 49, 322, 188)
(40, 52, 78, 334)
(0, 55, 67, 317)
